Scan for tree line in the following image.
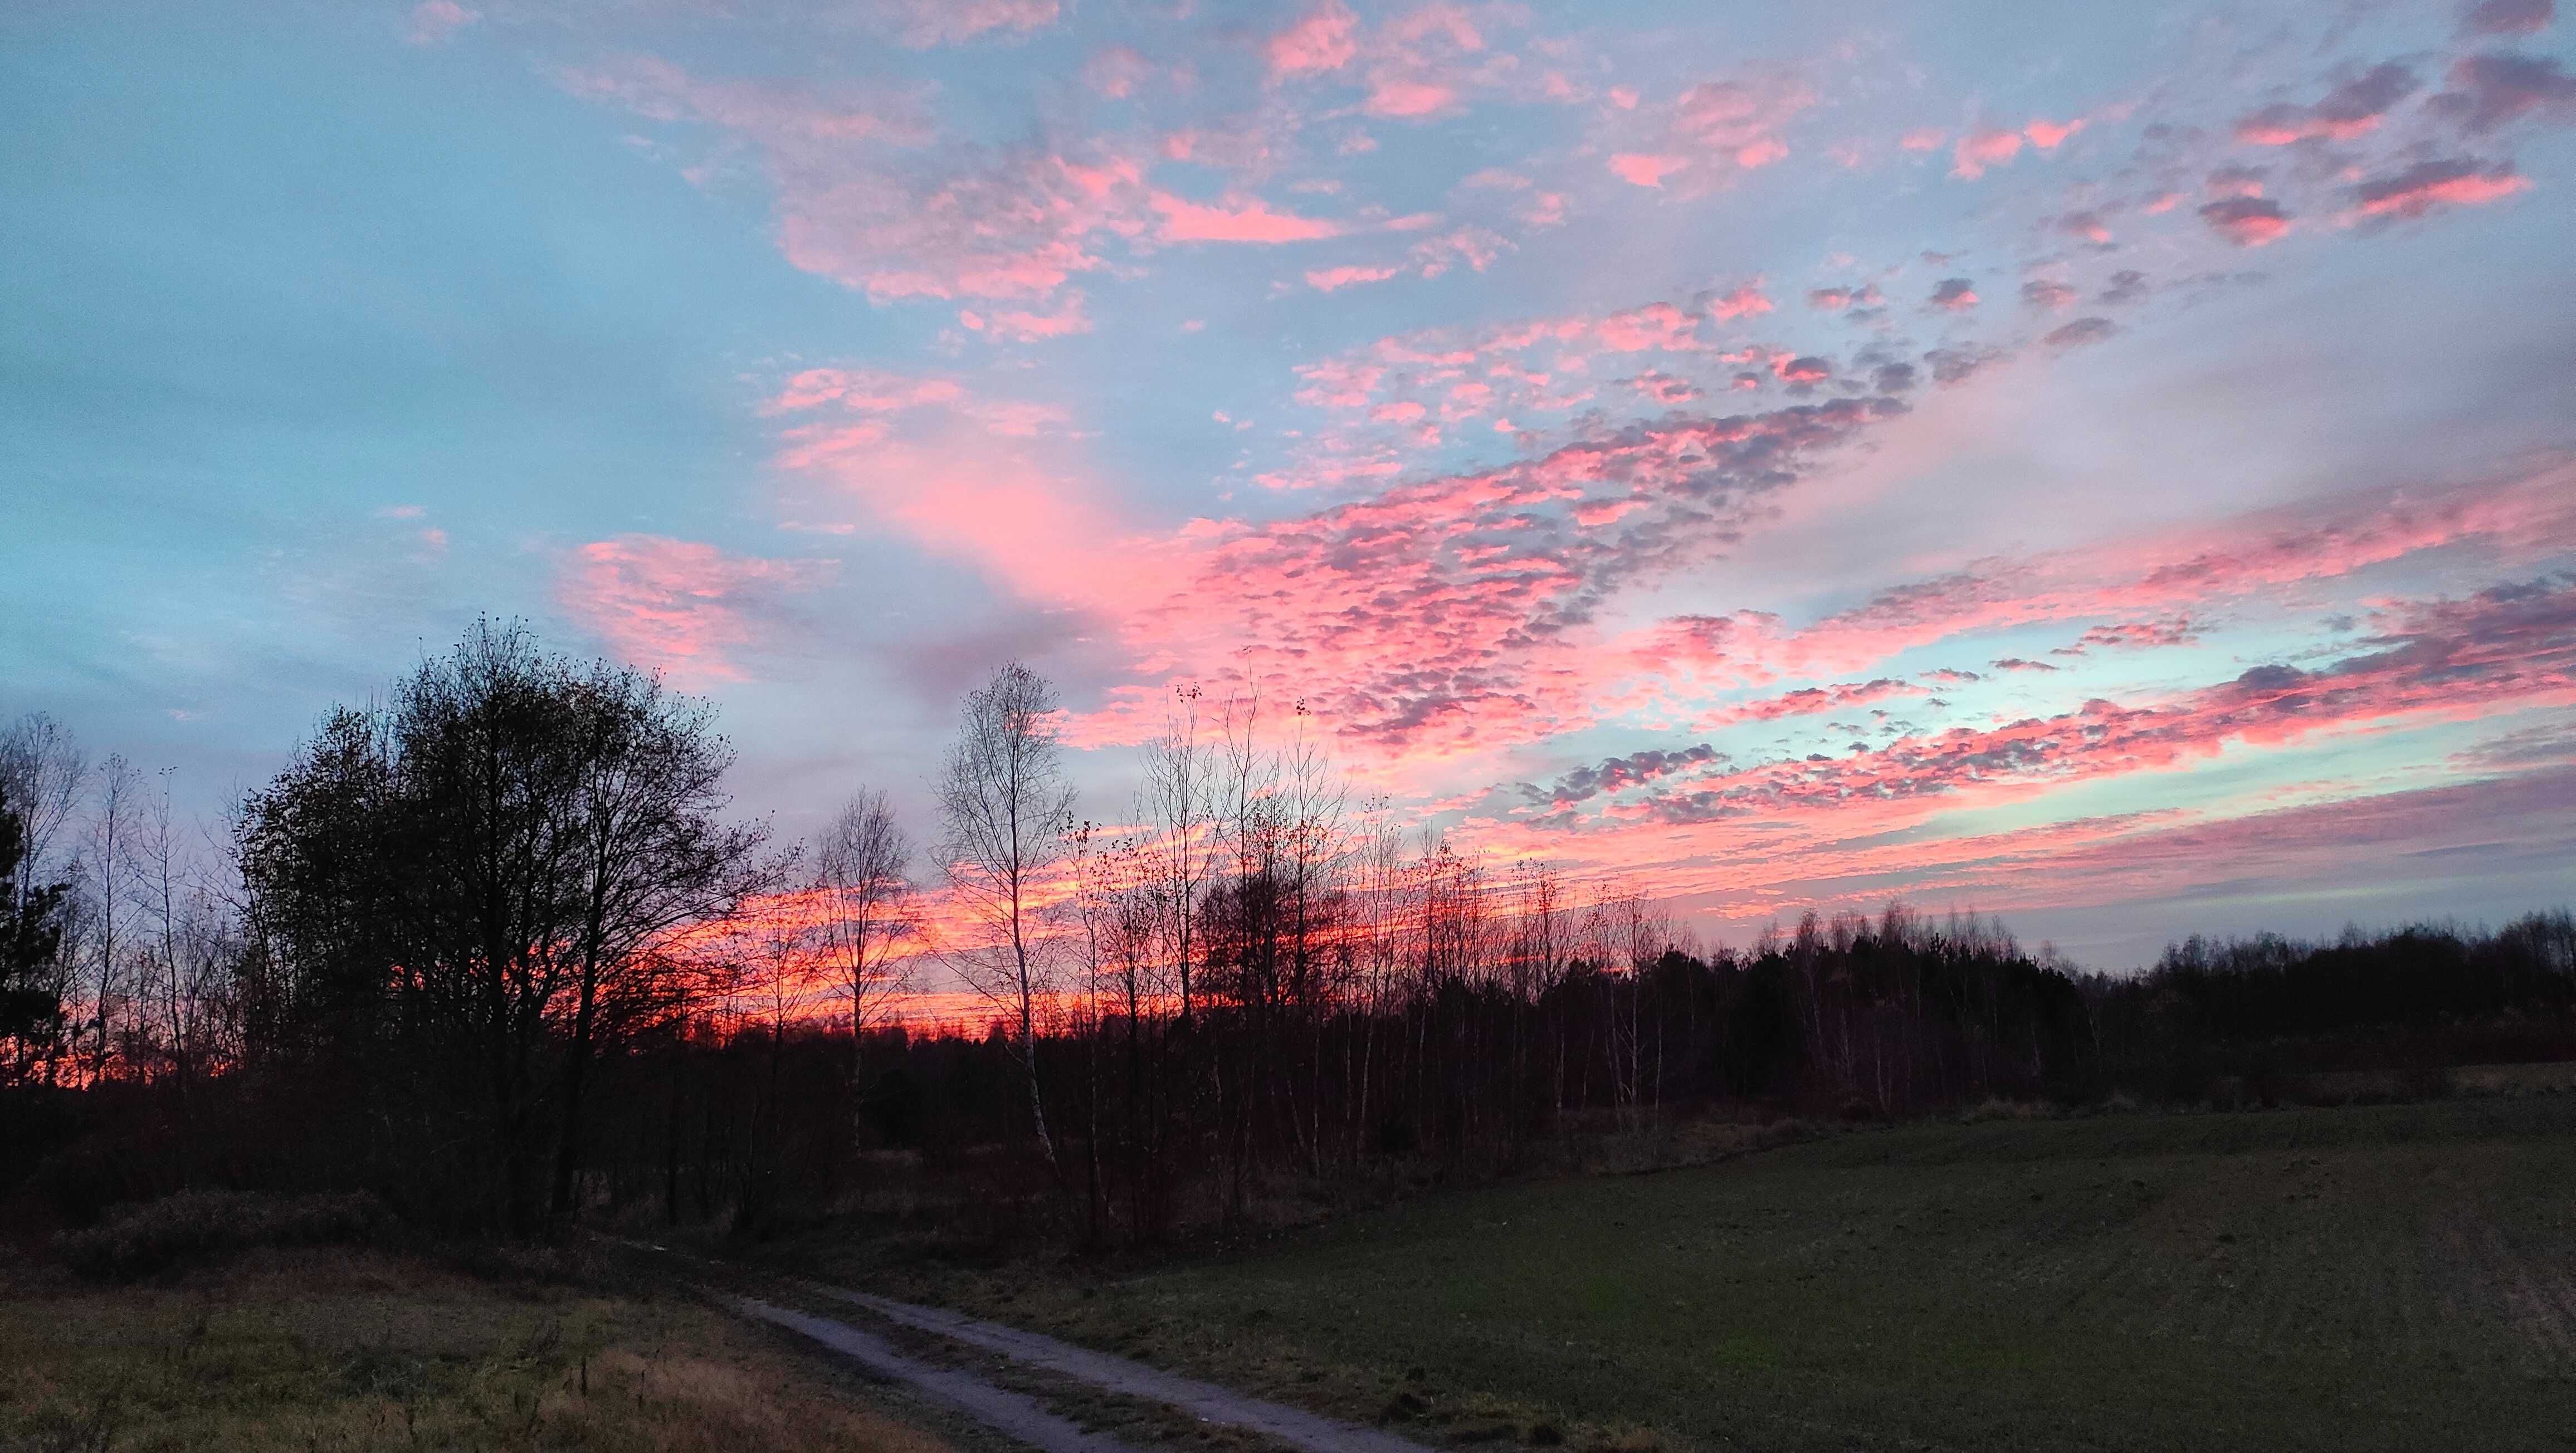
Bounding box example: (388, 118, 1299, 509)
(3, 622, 2572, 1244)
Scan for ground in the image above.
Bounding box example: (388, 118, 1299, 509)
(0, 1246, 963, 1453)
(11, 1095, 2575, 1453)
(808, 1095, 2576, 1453)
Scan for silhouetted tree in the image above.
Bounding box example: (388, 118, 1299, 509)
(935, 662, 1076, 1169)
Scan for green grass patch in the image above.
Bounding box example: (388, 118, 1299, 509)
(813, 1096, 2576, 1453)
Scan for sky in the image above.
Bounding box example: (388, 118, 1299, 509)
(4, 0, 2575, 967)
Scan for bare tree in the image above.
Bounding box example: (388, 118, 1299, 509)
(1140, 686, 1216, 1024)
(935, 662, 1076, 1167)
(813, 788, 913, 1148)
(1, 714, 85, 910)
(83, 753, 142, 1081)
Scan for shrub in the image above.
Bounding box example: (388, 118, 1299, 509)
(52, 1188, 388, 1280)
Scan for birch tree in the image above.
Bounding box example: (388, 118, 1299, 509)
(935, 662, 1075, 1168)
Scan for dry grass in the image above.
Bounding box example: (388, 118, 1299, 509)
(0, 1247, 950, 1453)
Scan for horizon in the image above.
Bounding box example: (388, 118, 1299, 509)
(7, 1, 2575, 969)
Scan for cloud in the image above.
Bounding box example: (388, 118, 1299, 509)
(1153, 191, 1346, 243)
(2199, 196, 2291, 247)
(2429, 51, 2576, 134)
(1611, 72, 1813, 190)
(1807, 284, 1881, 311)
(565, 60, 1172, 305)
(1929, 277, 1978, 311)
(1759, 463, 2576, 679)
(2023, 116, 2086, 149)
(1524, 744, 1721, 807)
(1710, 677, 1926, 725)
(1267, 0, 1360, 77)
(1070, 393, 1905, 757)
(2054, 618, 2198, 655)
(867, 0, 1058, 48)
(558, 537, 836, 683)
(1707, 282, 1773, 320)
(404, 0, 477, 46)
(2235, 61, 2417, 144)
(1594, 575, 2576, 830)
(960, 293, 1095, 341)
(2042, 316, 2118, 349)
(2348, 158, 2531, 220)
(1084, 46, 1155, 99)
(2458, 0, 2555, 37)
(1951, 128, 2024, 179)
(2021, 279, 2079, 311)
(1306, 263, 1403, 292)
(1608, 152, 1692, 188)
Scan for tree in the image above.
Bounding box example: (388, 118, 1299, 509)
(237, 620, 770, 1233)
(542, 661, 775, 1225)
(1, 783, 70, 1086)
(935, 662, 1075, 1168)
(81, 753, 141, 1080)
(1, 716, 81, 1086)
(813, 788, 914, 1149)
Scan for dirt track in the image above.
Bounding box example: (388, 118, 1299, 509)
(736, 1285, 1437, 1453)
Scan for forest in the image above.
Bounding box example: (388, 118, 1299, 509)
(4, 621, 2573, 1248)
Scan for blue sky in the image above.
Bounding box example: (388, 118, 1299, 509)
(6, 0, 2574, 963)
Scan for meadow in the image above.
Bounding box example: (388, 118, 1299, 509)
(0, 1247, 959, 1453)
(818, 1094, 2576, 1453)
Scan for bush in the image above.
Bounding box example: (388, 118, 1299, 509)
(52, 1188, 389, 1280)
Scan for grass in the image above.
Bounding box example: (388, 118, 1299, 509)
(811, 1095, 2576, 1453)
(0, 1246, 954, 1453)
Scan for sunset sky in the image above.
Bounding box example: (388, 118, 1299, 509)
(6, 0, 2574, 963)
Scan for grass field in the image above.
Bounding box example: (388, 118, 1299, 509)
(0, 1247, 954, 1453)
(832, 1095, 2576, 1453)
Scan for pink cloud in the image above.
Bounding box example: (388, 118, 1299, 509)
(2199, 196, 2292, 246)
(1806, 284, 1881, 311)
(1062, 394, 1904, 760)
(1757, 463, 2576, 679)
(2023, 116, 2085, 149)
(565, 60, 1167, 305)
(2236, 62, 2418, 144)
(767, 379, 1149, 612)
(1151, 191, 1345, 243)
(1267, 0, 1360, 76)
(1950, 128, 2024, 179)
(763, 368, 964, 415)
(960, 292, 1094, 340)
(1608, 152, 1692, 188)
(870, 0, 1059, 48)
(1601, 576, 2576, 831)
(1707, 282, 1773, 320)
(1307, 262, 1403, 291)
(1625, 370, 1701, 405)
(1594, 302, 1702, 353)
(1606, 72, 1812, 191)
(2349, 158, 2532, 219)
(1928, 277, 1978, 311)
(1899, 126, 1946, 152)
(558, 537, 835, 684)
(1367, 76, 1460, 118)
